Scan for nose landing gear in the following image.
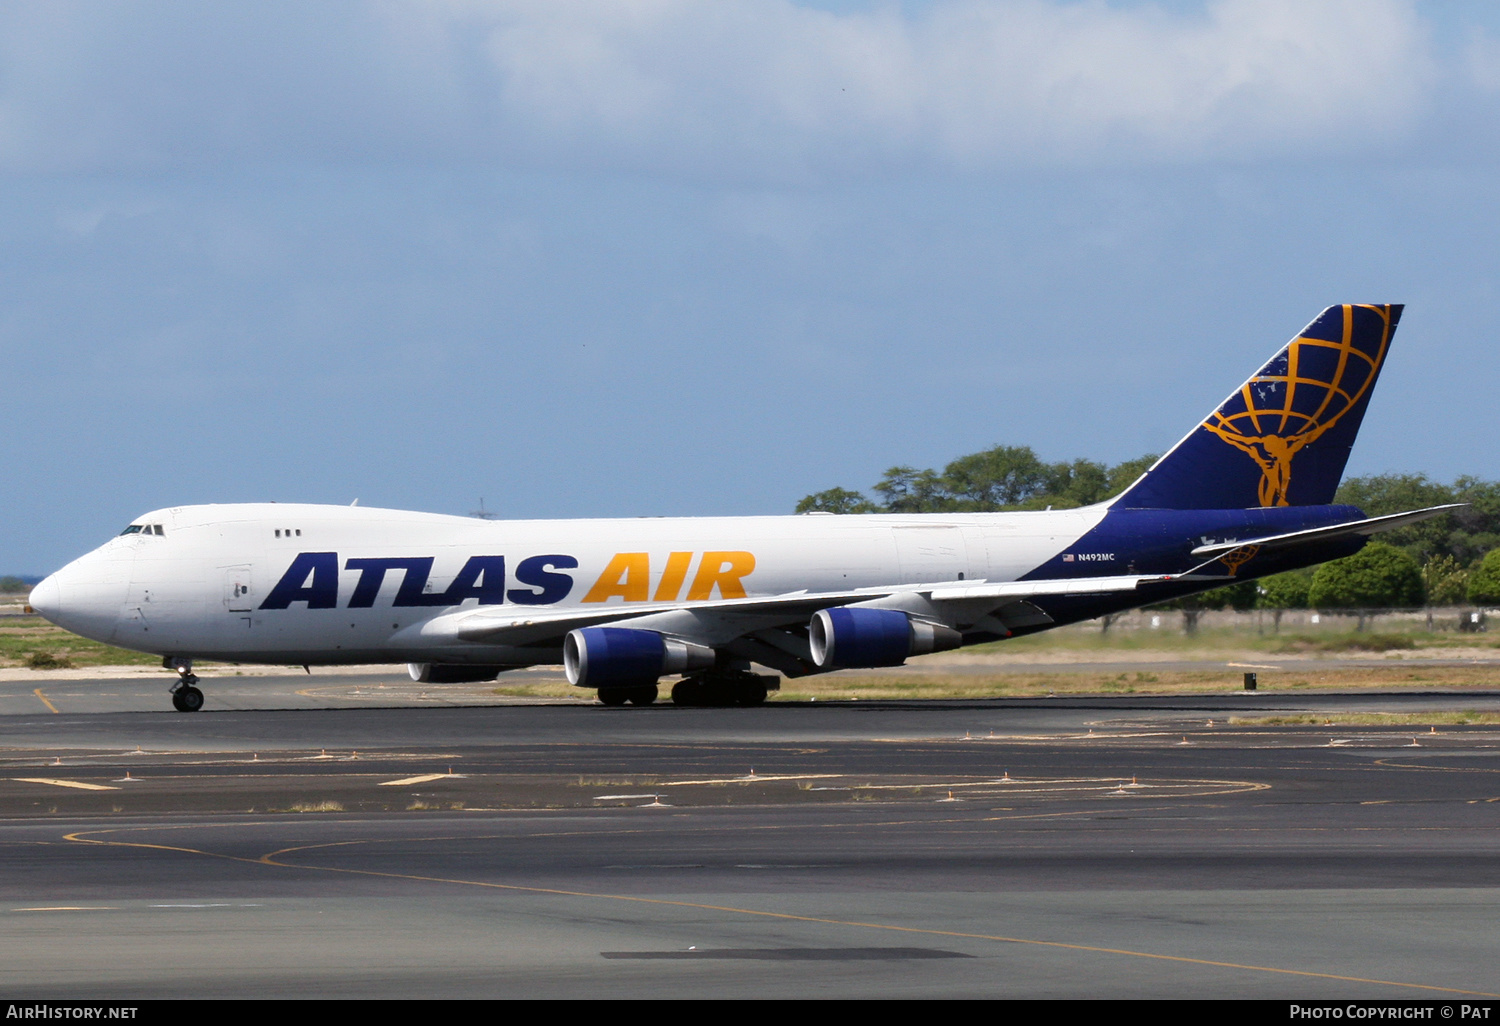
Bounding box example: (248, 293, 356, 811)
(165, 657, 204, 713)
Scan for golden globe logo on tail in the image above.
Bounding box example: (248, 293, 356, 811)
(1199, 304, 1394, 507)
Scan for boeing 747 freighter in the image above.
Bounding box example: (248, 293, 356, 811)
(29, 304, 1454, 711)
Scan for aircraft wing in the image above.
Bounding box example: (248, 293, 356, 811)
(441, 589, 876, 645)
(430, 572, 1180, 647)
(1187, 504, 1463, 559)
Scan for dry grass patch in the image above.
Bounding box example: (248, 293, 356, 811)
(0, 617, 161, 668)
(966, 624, 1500, 657)
(491, 682, 579, 699)
(286, 800, 344, 813)
(772, 664, 1500, 701)
(1272, 633, 1416, 654)
(1230, 712, 1500, 727)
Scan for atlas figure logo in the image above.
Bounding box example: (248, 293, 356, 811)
(1200, 304, 1393, 507)
(258, 551, 758, 610)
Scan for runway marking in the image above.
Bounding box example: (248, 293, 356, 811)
(594, 794, 666, 800)
(56, 825, 1500, 999)
(32, 689, 58, 714)
(849, 777, 1267, 799)
(379, 773, 460, 786)
(659, 774, 840, 786)
(12, 906, 117, 912)
(15, 777, 119, 791)
(1375, 758, 1500, 774)
(151, 903, 262, 908)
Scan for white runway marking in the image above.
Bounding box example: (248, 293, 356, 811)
(379, 773, 460, 786)
(14, 777, 119, 791)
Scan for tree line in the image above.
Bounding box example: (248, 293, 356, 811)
(797, 446, 1161, 515)
(796, 446, 1500, 619)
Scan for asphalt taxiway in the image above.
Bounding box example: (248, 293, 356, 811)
(2, 671, 1500, 998)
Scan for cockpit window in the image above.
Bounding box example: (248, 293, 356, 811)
(153, 525, 165, 536)
(120, 525, 144, 535)
(119, 524, 165, 536)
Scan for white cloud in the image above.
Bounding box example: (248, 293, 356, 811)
(0, 0, 1434, 178)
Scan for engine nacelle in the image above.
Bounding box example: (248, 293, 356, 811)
(564, 627, 716, 688)
(407, 663, 504, 684)
(808, 608, 962, 669)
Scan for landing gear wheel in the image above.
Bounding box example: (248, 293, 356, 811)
(671, 678, 706, 707)
(626, 685, 658, 706)
(735, 681, 768, 707)
(672, 672, 775, 707)
(172, 686, 204, 713)
(598, 689, 630, 707)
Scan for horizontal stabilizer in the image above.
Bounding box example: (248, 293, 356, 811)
(1188, 504, 1463, 559)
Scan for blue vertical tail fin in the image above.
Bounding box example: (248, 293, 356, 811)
(1113, 303, 1402, 510)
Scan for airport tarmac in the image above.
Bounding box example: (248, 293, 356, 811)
(2, 671, 1500, 998)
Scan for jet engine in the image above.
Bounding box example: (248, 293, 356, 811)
(564, 627, 716, 688)
(808, 607, 962, 669)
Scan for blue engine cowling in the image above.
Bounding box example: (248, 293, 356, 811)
(809, 607, 962, 669)
(564, 627, 716, 688)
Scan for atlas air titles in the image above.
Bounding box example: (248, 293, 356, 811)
(258, 550, 759, 610)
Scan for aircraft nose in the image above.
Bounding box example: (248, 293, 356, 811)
(28, 574, 60, 620)
(25, 557, 128, 643)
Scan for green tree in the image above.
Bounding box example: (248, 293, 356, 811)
(1422, 555, 1470, 606)
(796, 448, 1161, 515)
(1154, 580, 1258, 635)
(1449, 477, 1500, 564)
(872, 466, 953, 513)
(1219, 579, 1260, 611)
(1258, 568, 1314, 632)
(1157, 589, 1226, 635)
(1308, 542, 1424, 629)
(939, 445, 1051, 510)
(1104, 453, 1159, 498)
(795, 488, 880, 514)
(1333, 473, 1500, 564)
(0, 576, 28, 593)
(1466, 550, 1500, 606)
(1034, 458, 1112, 509)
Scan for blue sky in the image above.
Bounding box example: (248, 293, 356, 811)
(7, 0, 1500, 573)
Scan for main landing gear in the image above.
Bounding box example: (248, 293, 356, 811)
(165, 657, 204, 713)
(597, 684, 658, 707)
(596, 672, 778, 708)
(670, 670, 775, 707)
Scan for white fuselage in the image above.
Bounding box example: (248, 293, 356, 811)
(32, 502, 1106, 666)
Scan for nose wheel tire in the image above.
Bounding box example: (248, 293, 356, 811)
(171, 685, 204, 712)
